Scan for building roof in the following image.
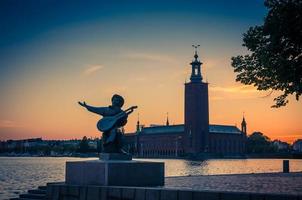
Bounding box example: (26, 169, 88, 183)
(209, 124, 241, 134)
(140, 124, 242, 135)
(141, 124, 184, 135)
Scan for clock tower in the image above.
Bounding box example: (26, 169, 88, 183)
(184, 45, 209, 154)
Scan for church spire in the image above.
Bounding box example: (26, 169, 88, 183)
(190, 45, 203, 82)
(241, 113, 247, 135)
(136, 113, 140, 132)
(166, 112, 170, 126)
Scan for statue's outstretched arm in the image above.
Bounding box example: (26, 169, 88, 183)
(78, 101, 119, 116)
(85, 105, 109, 115)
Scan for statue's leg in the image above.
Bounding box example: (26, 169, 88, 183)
(116, 130, 123, 152)
(115, 129, 129, 154)
(102, 129, 119, 153)
(102, 132, 112, 153)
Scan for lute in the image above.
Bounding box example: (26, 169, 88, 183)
(97, 106, 138, 132)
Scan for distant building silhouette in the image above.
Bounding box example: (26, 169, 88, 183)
(124, 49, 247, 157)
(273, 140, 290, 152)
(293, 139, 302, 152)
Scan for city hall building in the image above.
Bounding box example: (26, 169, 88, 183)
(124, 50, 247, 158)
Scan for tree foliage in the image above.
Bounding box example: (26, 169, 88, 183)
(78, 136, 89, 153)
(231, 0, 302, 107)
(247, 132, 277, 153)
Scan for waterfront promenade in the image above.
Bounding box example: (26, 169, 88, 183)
(45, 172, 302, 200)
(165, 172, 302, 196)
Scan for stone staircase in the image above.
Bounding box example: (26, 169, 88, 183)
(10, 186, 47, 200)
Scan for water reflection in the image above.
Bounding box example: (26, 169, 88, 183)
(135, 158, 302, 176)
(0, 157, 302, 199)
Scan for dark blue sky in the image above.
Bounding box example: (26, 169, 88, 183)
(0, 0, 266, 47)
(0, 0, 267, 86)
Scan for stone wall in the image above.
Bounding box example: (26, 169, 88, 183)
(209, 132, 245, 155)
(47, 183, 300, 200)
(138, 133, 185, 157)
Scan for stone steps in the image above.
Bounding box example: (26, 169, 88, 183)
(38, 186, 46, 191)
(10, 185, 46, 200)
(28, 189, 46, 195)
(20, 193, 45, 199)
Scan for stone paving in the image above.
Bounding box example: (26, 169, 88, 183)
(164, 172, 302, 196)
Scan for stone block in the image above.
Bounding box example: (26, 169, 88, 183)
(62, 196, 78, 200)
(265, 194, 298, 200)
(160, 189, 177, 200)
(250, 193, 265, 200)
(122, 188, 136, 199)
(66, 160, 106, 186)
(86, 186, 101, 200)
(60, 185, 69, 195)
(68, 186, 80, 196)
(145, 189, 160, 200)
(100, 187, 107, 200)
(135, 188, 146, 200)
(66, 160, 164, 186)
(46, 185, 53, 199)
(178, 190, 193, 200)
(50, 185, 60, 200)
(99, 153, 132, 160)
(79, 187, 87, 200)
(220, 192, 249, 200)
(107, 187, 121, 199)
(193, 191, 220, 200)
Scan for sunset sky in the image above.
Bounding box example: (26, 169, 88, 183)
(0, 0, 301, 143)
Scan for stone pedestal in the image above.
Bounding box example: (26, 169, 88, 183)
(65, 160, 164, 186)
(99, 153, 132, 160)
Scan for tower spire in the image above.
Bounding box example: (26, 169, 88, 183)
(136, 113, 140, 132)
(190, 45, 203, 82)
(166, 112, 170, 126)
(192, 44, 200, 55)
(241, 112, 247, 135)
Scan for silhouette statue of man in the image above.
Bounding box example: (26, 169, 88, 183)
(78, 94, 127, 153)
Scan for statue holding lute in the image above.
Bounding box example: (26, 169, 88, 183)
(78, 94, 137, 154)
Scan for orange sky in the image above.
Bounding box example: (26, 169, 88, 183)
(0, 49, 301, 143)
(0, 1, 301, 143)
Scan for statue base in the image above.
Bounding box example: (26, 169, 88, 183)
(65, 160, 164, 186)
(99, 153, 132, 160)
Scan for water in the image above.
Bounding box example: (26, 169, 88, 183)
(0, 157, 302, 199)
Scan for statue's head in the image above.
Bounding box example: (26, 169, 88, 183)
(111, 94, 124, 108)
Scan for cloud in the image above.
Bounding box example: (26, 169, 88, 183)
(84, 64, 104, 75)
(209, 85, 258, 93)
(273, 134, 302, 138)
(104, 85, 128, 94)
(271, 134, 302, 143)
(209, 95, 260, 101)
(0, 120, 18, 128)
(123, 52, 175, 63)
(209, 85, 264, 101)
(134, 77, 147, 82)
(203, 57, 229, 69)
(157, 83, 165, 88)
